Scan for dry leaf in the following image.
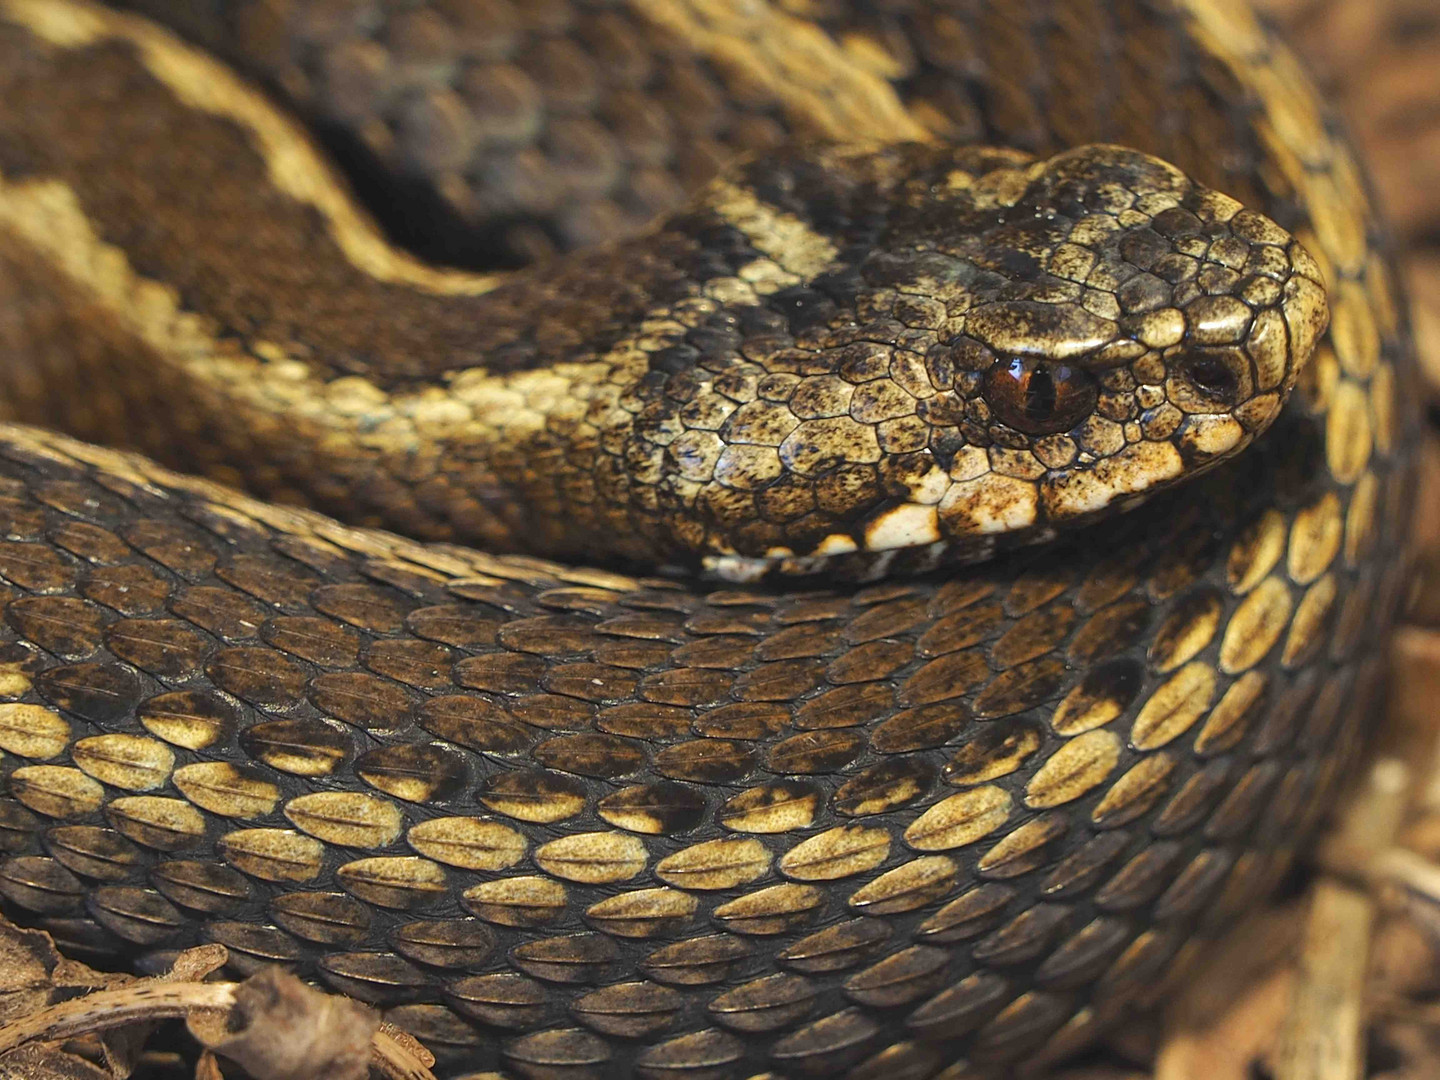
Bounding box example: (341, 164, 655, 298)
(0, 923, 67, 1029)
(194, 1050, 224, 1080)
(0, 919, 232, 1080)
(186, 968, 376, 1080)
(0, 911, 437, 1080)
(0, 1041, 121, 1080)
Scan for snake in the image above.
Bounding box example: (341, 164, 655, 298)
(0, 0, 1420, 1076)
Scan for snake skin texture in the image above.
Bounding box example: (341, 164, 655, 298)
(0, 0, 1423, 1078)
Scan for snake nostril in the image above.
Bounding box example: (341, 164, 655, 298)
(1183, 353, 1241, 405)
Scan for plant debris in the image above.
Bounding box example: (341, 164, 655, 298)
(0, 922, 435, 1080)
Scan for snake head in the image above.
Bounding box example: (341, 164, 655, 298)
(675, 143, 1328, 578)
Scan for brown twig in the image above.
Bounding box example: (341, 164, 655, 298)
(1273, 758, 1412, 1080)
(0, 982, 239, 1056)
(0, 966, 440, 1080)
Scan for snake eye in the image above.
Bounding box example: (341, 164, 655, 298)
(983, 357, 1098, 435)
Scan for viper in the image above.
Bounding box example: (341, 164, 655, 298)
(0, 0, 1418, 1076)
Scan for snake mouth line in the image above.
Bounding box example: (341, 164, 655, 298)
(693, 434, 1209, 586)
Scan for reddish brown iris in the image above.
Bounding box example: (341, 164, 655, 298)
(982, 357, 1098, 435)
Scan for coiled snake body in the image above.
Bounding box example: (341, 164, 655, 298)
(0, 0, 1420, 1076)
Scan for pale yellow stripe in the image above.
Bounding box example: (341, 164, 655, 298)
(0, 0, 502, 297)
(708, 180, 840, 281)
(0, 171, 634, 453)
(630, 0, 930, 143)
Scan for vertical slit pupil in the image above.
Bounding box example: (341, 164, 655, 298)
(1023, 365, 1057, 420)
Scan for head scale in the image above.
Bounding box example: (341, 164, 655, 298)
(649, 143, 1327, 578)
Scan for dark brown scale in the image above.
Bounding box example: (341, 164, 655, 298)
(1069, 598, 1153, 661)
(306, 673, 412, 732)
(0, 542, 78, 592)
(312, 583, 414, 634)
(320, 951, 435, 1003)
(7, 596, 107, 659)
(453, 652, 547, 694)
(596, 703, 692, 739)
(511, 933, 619, 983)
(896, 649, 990, 705)
(415, 695, 530, 754)
(209, 925, 304, 975)
(904, 971, 1012, 1040)
(770, 1007, 882, 1074)
(990, 603, 1076, 667)
(765, 729, 865, 775)
(48, 520, 132, 565)
(215, 554, 321, 608)
(356, 743, 469, 802)
(34, 662, 142, 725)
(260, 616, 363, 667)
(844, 945, 951, 1007)
(0, 496, 46, 540)
(869, 704, 971, 753)
(104, 618, 209, 677)
(81, 564, 172, 616)
(268, 891, 371, 946)
(446, 972, 551, 1028)
(533, 732, 647, 778)
(0, 856, 87, 914)
(708, 973, 817, 1032)
(169, 587, 266, 641)
(363, 639, 455, 690)
(510, 692, 595, 732)
(89, 886, 186, 946)
(572, 981, 686, 1038)
(833, 760, 934, 818)
(794, 682, 891, 729)
(973, 657, 1070, 717)
(1038, 832, 1132, 898)
(207, 647, 309, 706)
(391, 919, 497, 969)
(636, 1029, 745, 1080)
(826, 640, 912, 684)
(150, 860, 253, 914)
(46, 826, 144, 882)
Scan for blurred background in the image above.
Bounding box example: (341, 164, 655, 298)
(1159, 7, 1440, 1079)
(1260, 0, 1440, 393)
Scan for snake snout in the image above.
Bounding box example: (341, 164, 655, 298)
(907, 145, 1332, 550)
(680, 145, 1329, 579)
